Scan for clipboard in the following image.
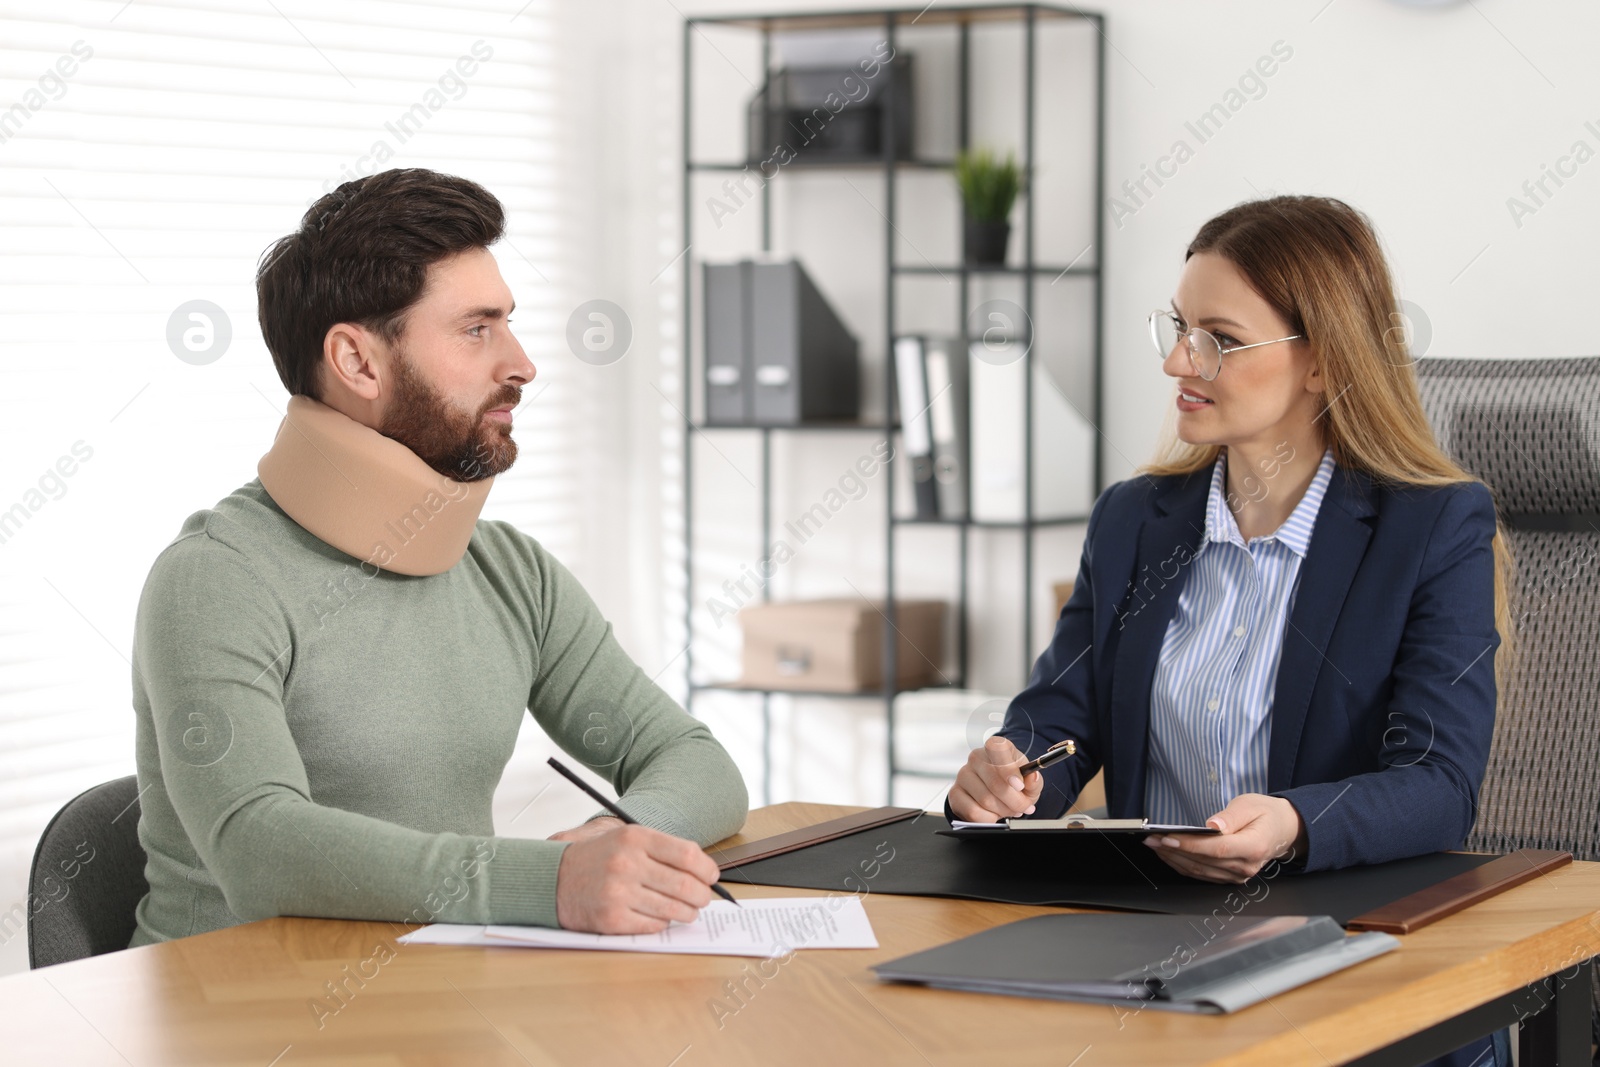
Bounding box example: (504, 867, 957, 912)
(940, 814, 1221, 837)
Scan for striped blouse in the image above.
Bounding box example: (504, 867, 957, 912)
(1144, 446, 1337, 825)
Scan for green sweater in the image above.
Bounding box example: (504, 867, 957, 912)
(128, 479, 747, 947)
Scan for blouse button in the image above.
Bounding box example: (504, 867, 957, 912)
(1206, 697, 1219, 711)
(1233, 625, 1246, 638)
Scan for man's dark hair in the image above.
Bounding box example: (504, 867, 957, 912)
(257, 168, 505, 399)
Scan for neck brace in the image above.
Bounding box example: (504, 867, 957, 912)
(257, 395, 492, 576)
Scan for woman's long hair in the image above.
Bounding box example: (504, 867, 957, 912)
(1140, 195, 1517, 689)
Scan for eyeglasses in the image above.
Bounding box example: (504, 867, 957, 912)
(1148, 309, 1303, 382)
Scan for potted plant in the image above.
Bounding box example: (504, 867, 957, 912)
(955, 148, 1021, 266)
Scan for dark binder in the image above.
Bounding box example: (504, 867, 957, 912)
(749, 260, 859, 425)
(704, 258, 859, 426)
(873, 913, 1397, 1013)
(703, 261, 750, 423)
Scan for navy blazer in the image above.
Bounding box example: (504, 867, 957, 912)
(992, 462, 1500, 872)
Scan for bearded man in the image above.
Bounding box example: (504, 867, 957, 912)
(128, 168, 746, 947)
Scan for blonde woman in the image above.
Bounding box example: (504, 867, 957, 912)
(950, 196, 1514, 1067)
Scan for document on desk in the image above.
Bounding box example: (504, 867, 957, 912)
(397, 896, 877, 958)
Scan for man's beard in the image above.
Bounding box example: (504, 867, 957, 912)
(378, 349, 519, 483)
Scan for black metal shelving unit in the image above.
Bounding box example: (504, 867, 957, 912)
(681, 4, 1105, 806)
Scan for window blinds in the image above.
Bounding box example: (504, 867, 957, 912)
(0, 0, 573, 969)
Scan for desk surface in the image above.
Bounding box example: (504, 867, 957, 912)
(7, 803, 1599, 1067)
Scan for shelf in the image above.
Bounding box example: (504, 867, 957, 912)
(682, 2, 1105, 808)
(690, 5, 1099, 32)
(689, 158, 959, 172)
(893, 514, 1091, 529)
(890, 767, 957, 781)
(894, 264, 1098, 277)
(695, 420, 895, 433)
(693, 681, 964, 698)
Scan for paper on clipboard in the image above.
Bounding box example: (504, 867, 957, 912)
(949, 814, 1219, 834)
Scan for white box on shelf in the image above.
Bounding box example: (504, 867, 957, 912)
(968, 342, 1094, 523)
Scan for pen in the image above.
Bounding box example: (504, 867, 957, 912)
(545, 756, 740, 907)
(1017, 738, 1076, 776)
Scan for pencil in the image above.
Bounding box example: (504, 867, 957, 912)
(546, 756, 740, 907)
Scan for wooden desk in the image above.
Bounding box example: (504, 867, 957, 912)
(5, 803, 1597, 1066)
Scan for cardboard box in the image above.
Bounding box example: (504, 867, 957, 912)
(1068, 769, 1106, 815)
(1053, 580, 1075, 618)
(738, 599, 947, 692)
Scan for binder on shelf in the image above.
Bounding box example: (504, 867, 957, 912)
(704, 262, 750, 423)
(893, 336, 939, 518)
(923, 337, 969, 519)
(702, 258, 860, 426)
(968, 341, 1094, 522)
(750, 260, 859, 424)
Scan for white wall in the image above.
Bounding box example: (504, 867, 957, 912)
(598, 0, 1600, 808)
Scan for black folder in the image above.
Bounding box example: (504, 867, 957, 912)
(720, 811, 1502, 928)
(873, 913, 1397, 1013)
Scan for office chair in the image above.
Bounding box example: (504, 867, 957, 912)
(1414, 354, 1600, 1060)
(27, 775, 149, 969)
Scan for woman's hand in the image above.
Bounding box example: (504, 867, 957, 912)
(949, 736, 1043, 822)
(1143, 793, 1306, 883)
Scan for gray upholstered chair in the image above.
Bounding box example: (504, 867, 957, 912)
(1414, 355, 1600, 1059)
(27, 775, 149, 969)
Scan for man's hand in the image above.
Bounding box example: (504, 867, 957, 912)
(1143, 793, 1306, 883)
(548, 816, 626, 844)
(948, 736, 1043, 822)
(554, 822, 721, 934)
